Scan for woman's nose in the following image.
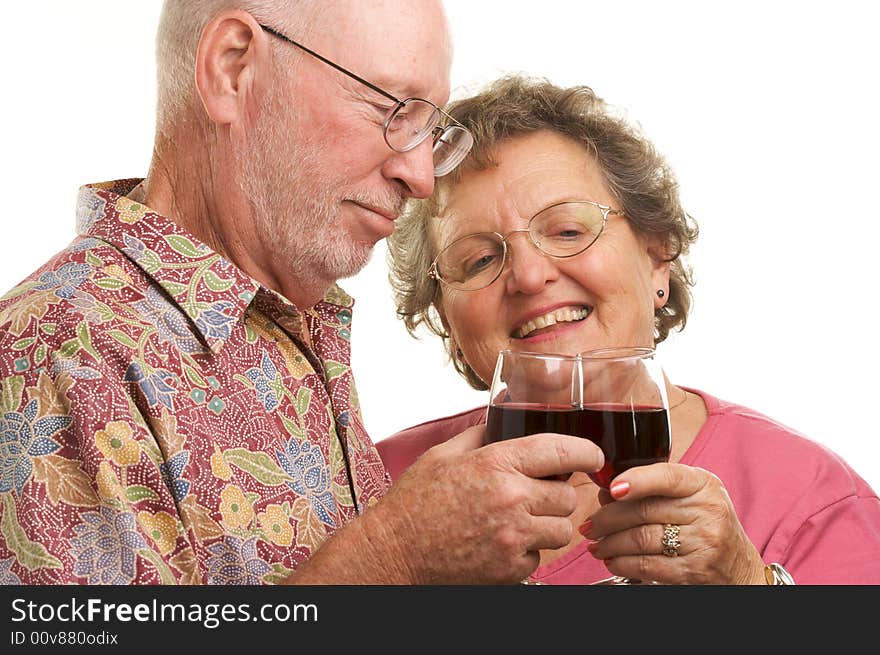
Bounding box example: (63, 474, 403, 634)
(502, 233, 560, 295)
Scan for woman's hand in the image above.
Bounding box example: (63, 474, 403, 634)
(582, 463, 766, 584)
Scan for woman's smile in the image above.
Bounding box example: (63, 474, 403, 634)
(512, 305, 590, 339)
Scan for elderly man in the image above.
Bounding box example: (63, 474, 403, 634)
(0, 0, 602, 585)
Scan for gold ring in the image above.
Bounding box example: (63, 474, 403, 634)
(661, 524, 681, 557)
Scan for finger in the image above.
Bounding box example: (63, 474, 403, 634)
(523, 478, 578, 518)
(602, 554, 678, 584)
(434, 424, 487, 454)
(606, 463, 710, 502)
(527, 515, 578, 552)
(515, 551, 542, 583)
(502, 433, 605, 479)
(586, 493, 690, 539)
(587, 523, 687, 560)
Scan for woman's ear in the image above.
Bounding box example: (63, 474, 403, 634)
(194, 10, 267, 126)
(437, 307, 466, 362)
(438, 307, 451, 336)
(438, 309, 456, 350)
(646, 237, 672, 308)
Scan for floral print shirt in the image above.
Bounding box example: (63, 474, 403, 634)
(0, 179, 390, 584)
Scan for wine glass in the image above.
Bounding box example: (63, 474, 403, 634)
(579, 346, 672, 585)
(485, 350, 583, 446)
(485, 350, 582, 585)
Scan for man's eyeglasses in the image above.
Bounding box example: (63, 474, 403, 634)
(428, 200, 625, 291)
(259, 24, 474, 177)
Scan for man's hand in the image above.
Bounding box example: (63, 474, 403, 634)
(288, 425, 604, 584)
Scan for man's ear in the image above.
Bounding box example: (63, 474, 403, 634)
(194, 10, 267, 126)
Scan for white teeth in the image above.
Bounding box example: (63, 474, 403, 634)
(514, 307, 589, 338)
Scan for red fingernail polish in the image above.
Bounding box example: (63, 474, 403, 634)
(587, 541, 600, 555)
(609, 480, 630, 499)
(578, 519, 592, 537)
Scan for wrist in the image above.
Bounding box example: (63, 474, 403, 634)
(737, 549, 772, 585)
(355, 498, 423, 584)
(284, 502, 417, 584)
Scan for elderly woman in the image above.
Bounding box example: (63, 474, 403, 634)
(379, 75, 880, 584)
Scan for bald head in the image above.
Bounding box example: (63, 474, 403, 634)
(289, 0, 452, 109)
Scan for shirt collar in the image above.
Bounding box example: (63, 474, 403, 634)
(75, 179, 355, 352)
(76, 179, 260, 353)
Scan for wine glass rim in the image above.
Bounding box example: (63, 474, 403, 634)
(498, 349, 581, 361)
(579, 346, 656, 360)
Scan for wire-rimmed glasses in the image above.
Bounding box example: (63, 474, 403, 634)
(259, 24, 474, 177)
(427, 200, 624, 291)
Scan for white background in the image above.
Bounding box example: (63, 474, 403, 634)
(1, 2, 878, 490)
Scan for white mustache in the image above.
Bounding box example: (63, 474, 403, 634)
(348, 192, 405, 218)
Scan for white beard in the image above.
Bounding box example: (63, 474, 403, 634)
(235, 90, 379, 289)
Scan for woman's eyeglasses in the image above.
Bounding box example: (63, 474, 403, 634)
(428, 200, 624, 291)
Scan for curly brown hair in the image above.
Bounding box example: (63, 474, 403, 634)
(387, 75, 699, 390)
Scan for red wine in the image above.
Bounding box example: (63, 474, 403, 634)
(485, 403, 670, 488)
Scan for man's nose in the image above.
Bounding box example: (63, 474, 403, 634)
(382, 138, 436, 199)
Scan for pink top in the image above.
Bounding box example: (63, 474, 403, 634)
(377, 388, 880, 584)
